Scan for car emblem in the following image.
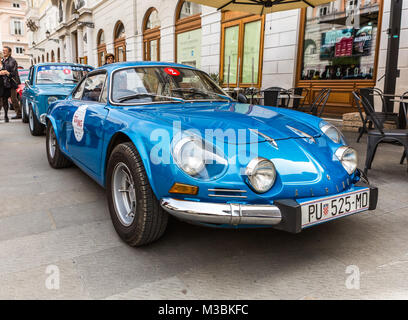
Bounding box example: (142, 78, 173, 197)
(286, 126, 316, 144)
(249, 129, 278, 149)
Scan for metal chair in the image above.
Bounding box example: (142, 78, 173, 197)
(300, 88, 331, 117)
(399, 91, 408, 164)
(262, 87, 289, 107)
(356, 88, 399, 143)
(352, 91, 408, 174)
(286, 87, 309, 110)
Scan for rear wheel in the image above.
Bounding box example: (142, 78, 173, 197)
(29, 106, 44, 136)
(46, 124, 72, 169)
(106, 142, 168, 246)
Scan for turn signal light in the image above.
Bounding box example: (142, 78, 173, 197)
(169, 183, 199, 195)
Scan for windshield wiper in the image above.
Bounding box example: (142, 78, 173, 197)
(171, 88, 231, 101)
(37, 79, 55, 83)
(118, 93, 185, 103)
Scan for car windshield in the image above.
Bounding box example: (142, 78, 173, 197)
(111, 66, 230, 104)
(36, 65, 92, 85)
(19, 71, 29, 83)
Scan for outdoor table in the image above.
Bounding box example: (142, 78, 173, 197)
(390, 99, 408, 129)
(278, 94, 305, 108)
(370, 93, 408, 98)
(251, 93, 305, 107)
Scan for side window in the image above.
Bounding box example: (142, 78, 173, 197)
(72, 79, 86, 100)
(82, 73, 107, 102)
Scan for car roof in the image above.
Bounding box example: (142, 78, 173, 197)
(95, 61, 197, 73)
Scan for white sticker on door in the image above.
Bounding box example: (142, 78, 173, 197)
(72, 105, 88, 142)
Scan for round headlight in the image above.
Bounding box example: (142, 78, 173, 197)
(48, 96, 59, 105)
(245, 158, 277, 193)
(173, 137, 205, 176)
(320, 122, 344, 144)
(172, 135, 228, 179)
(335, 146, 358, 175)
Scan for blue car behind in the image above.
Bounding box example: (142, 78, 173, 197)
(44, 61, 378, 246)
(22, 63, 93, 136)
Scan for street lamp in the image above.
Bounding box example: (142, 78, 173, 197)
(45, 30, 60, 43)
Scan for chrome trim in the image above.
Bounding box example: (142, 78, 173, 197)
(160, 198, 282, 226)
(249, 129, 278, 149)
(208, 189, 247, 193)
(286, 125, 316, 144)
(209, 194, 247, 199)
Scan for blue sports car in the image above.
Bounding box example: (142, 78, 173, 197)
(22, 63, 93, 136)
(45, 62, 378, 246)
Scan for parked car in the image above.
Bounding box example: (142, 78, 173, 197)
(17, 69, 29, 101)
(45, 62, 378, 246)
(22, 63, 93, 134)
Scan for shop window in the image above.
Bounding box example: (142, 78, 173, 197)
(143, 8, 161, 61)
(220, 12, 264, 88)
(175, 1, 202, 68)
(114, 21, 126, 62)
(300, 0, 380, 81)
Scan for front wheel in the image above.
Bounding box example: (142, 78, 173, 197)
(106, 142, 168, 246)
(28, 106, 44, 136)
(22, 100, 29, 123)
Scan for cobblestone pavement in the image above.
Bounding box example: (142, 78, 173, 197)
(0, 115, 408, 300)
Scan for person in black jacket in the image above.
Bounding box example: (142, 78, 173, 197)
(0, 59, 11, 123)
(1, 47, 21, 119)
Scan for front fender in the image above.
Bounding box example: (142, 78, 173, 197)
(46, 115, 58, 140)
(101, 129, 160, 198)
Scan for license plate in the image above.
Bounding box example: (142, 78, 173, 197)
(301, 189, 370, 229)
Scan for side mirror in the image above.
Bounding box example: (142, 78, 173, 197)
(237, 93, 248, 104)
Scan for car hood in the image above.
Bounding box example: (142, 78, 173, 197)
(138, 103, 322, 143)
(36, 84, 76, 96)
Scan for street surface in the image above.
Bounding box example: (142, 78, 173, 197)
(0, 115, 408, 299)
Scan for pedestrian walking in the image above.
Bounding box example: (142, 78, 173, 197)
(0, 59, 11, 123)
(1, 46, 21, 120)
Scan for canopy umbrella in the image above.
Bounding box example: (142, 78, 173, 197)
(188, 0, 335, 15)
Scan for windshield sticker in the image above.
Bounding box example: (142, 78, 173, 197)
(63, 69, 72, 75)
(38, 66, 93, 72)
(73, 105, 88, 142)
(164, 68, 180, 76)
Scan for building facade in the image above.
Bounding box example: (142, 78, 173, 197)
(0, 0, 30, 68)
(25, 0, 408, 116)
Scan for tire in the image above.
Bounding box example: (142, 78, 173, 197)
(28, 105, 44, 136)
(46, 124, 72, 169)
(22, 100, 29, 123)
(106, 142, 168, 246)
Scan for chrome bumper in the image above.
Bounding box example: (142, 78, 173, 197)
(160, 198, 282, 226)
